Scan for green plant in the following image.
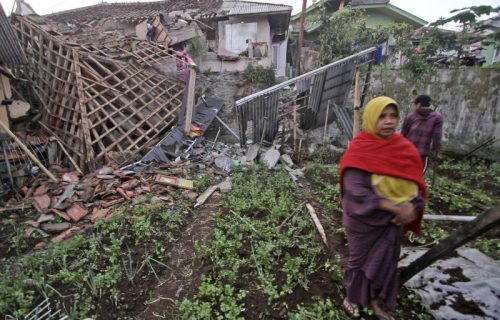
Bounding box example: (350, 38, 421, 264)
(289, 298, 348, 319)
(242, 65, 276, 88)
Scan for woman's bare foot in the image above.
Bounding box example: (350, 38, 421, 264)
(370, 299, 395, 320)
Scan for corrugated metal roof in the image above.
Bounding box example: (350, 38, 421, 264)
(0, 4, 26, 67)
(221, 1, 292, 16)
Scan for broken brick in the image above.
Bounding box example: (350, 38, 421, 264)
(34, 241, 48, 250)
(34, 185, 47, 196)
(51, 226, 82, 243)
(66, 203, 88, 222)
(51, 208, 71, 221)
(101, 198, 125, 208)
(91, 208, 111, 223)
(116, 187, 131, 201)
(62, 171, 80, 184)
(33, 194, 51, 213)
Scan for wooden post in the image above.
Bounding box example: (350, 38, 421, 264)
(323, 100, 330, 144)
(353, 71, 361, 138)
(0, 120, 59, 183)
(184, 62, 197, 135)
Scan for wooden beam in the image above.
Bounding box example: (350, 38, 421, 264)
(184, 63, 197, 135)
(353, 71, 361, 138)
(400, 204, 500, 284)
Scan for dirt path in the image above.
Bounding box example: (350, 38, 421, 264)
(137, 196, 221, 319)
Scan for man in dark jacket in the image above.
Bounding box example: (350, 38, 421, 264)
(402, 95, 443, 172)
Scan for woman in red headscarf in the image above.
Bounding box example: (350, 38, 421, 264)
(339, 96, 427, 320)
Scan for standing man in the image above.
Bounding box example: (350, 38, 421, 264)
(146, 20, 154, 42)
(401, 95, 443, 172)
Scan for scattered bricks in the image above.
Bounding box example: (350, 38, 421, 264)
(51, 208, 71, 221)
(91, 208, 111, 223)
(101, 198, 125, 208)
(62, 171, 80, 184)
(116, 187, 131, 201)
(34, 241, 48, 250)
(51, 226, 82, 243)
(120, 178, 141, 190)
(66, 203, 88, 222)
(41, 222, 71, 233)
(33, 194, 51, 213)
(34, 185, 47, 196)
(141, 185, 152, 193)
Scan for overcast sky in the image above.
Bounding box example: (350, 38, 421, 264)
(1, 0, 498, 25)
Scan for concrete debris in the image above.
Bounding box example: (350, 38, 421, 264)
(218, 178, 232, 193)
(7, 100, 31, 121)
(245, 144, 260, 162)
(263, 148, 280, 168)
(280, 154, 295, 168)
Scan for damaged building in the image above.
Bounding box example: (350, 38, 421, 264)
(0, 0, 293, 181)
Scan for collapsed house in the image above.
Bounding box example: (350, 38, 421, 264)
(1, 0, 293, 176)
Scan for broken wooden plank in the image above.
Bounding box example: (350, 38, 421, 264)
(154, 174, 193, 190)
(400, 204, 500, 284)
(306, 203, 329, 248)
(194, 184, 218, 208)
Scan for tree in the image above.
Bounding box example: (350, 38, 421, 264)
(430, 5, 500, 63)
(318, 7, 391, 64)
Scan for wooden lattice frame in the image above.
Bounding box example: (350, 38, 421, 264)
(11, 15, 185, 172)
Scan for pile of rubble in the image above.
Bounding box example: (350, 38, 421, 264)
(3, 140, 311, 251)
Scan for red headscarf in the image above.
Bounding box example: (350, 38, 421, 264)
(339, 131, 427, 233)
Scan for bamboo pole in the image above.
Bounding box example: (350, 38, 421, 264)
(0, 120, 59, 183)
(306, 203, 329, 248)
(353, 71, 361, 138)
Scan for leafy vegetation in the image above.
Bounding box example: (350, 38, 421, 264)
(242, 65, 276, 88)
(0, 202, 187, 318)
(179, 164, 327, 318)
